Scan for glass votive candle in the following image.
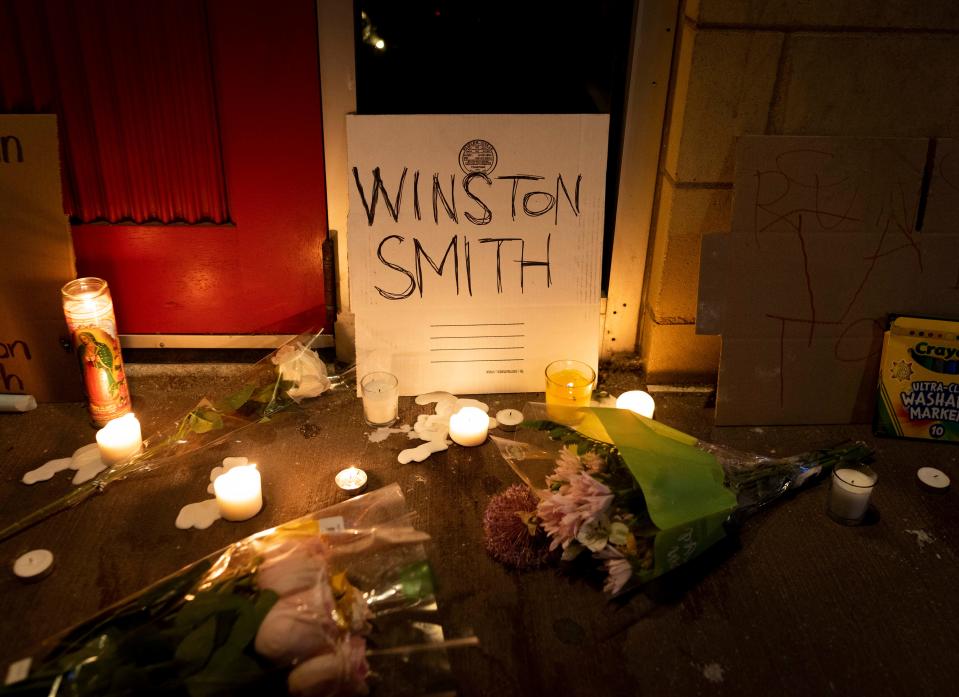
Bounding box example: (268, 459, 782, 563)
(361, 371, 399, 427)
(545, 360, 596, 407)
(827, 464, 878, 525)
(61, 277, 131, 426)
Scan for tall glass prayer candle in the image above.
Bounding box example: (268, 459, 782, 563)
(61, 278, 131, 426)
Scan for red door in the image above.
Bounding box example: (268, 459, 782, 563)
(1, 0, 329, 335)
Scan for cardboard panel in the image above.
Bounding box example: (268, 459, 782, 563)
(347, 115, 608, 395)
(700, 136, 959, 424)
(0, 115, 82, 402)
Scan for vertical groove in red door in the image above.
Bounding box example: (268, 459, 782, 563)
(67, 0, 329, 334)
(0, 0, 229, 224)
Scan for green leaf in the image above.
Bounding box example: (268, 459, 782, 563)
(397, 560, 435, 600)
(175, 616, 217, 673)
(189, 409, 224, 435)
(251, 382, 280, 404)
(214, 384, 256, 413)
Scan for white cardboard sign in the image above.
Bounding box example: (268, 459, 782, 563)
(347, 115, 608, 395)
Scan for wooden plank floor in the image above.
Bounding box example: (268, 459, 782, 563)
(0, 364, 956, 696)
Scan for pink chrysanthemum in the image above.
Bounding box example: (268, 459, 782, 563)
(597, 548, 634, 595)
(537, 473, 614, 551)
(546, 447, 584, 489)
(483, 484, 550, 569)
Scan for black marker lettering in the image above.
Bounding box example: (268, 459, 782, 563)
(352, 167, 407, 225)
(496, 175, 543, 221)
(414, 236, 459, 297)
(375, 235, 415, 300)
(478, 237, 522, 293)
(463, 172, 493, 225)
(432, 174, 458, 224)
(520, 234, 552, 290)
(0, 135, 24, 164)
(555, 174, 581, 224)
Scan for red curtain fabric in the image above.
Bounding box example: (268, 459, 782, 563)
(0, 0, 229, 224)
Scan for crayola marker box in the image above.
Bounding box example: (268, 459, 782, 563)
(875, 316, 959, 442)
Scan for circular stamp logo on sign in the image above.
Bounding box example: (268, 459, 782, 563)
(459, 139, 497, 174)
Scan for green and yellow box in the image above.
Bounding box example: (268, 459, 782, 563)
(875, 316, 959, 442)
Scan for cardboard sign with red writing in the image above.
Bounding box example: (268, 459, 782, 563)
(698, 136, 959, 425)
(0, 114, 82, 402)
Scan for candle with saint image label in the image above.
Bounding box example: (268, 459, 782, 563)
(213, 464, 263, 521)
(61, 277, 131, 426)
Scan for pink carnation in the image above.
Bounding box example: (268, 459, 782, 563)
(546, 447, 584, 490)
(537, 473, 613, 551)
(597, 548, 633, 596)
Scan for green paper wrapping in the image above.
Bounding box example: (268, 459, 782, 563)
(493, 403, 872, 594)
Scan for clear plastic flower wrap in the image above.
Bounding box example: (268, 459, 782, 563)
(3, 484, 474, 697)
(0, 332, 344, 543)
(492, 403, 873, 596)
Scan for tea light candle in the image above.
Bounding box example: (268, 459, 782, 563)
(616, 390, 656, 418)
(213, 464, 263, 521)
(13, 549, 54, 580)
(495, 408, 524, 431)
(449, 406, 489, 446)
(95, 413, 143, 465)
(335, 465, 368, 494)
(828, 466, 877, 523)
(917, 467, 950, 493)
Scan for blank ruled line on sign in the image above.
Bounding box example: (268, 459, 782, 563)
(430, 359, 526, 363)
(430, 334, 526, 339)
(430, 323, 526, 328)
(430, 346, 525, 352)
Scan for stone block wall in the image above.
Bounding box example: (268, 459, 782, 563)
(641, 0, 959, 382)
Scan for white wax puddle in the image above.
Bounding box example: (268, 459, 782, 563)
(368, 424, 411, 443)
(415, 391, 458, 406)
(175, 499, 220, 530)
(206, 456, 248, 494)
(393, 393, 504, 463)
(905, 529, 934, 549)
(22, 443, 108, 486)
(398, 440, 451, 464)
(178, 457, 247, 530)
(701, 663, 724, 684)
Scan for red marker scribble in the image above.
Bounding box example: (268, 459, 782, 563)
(751, 146, 926, 408)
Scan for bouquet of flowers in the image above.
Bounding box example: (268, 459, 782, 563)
(0, 332, 340, 543)
(491, 403, 873, 596)
(2, 485, 472, 697)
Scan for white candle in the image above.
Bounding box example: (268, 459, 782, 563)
(213, 464, 263, 521)
(917, 467, 950, 493)
(616, 390, 656, 418)
(13, 549, 54, 580)
(449, 406, 489, 447)
(361, 372, 399, 426)
(95, 413, 143, 465)
(335, 466, 368, 494)
(495, 408, 524, 431)
(828, 467, 877, 522)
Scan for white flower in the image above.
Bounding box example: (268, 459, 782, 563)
(272, 343, 331, 400)
(575, 515, 611, 552)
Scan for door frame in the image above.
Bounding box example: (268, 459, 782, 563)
(177, 0, 675, 355)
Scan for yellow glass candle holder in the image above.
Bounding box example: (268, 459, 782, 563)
(545, 360, 596, 408)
